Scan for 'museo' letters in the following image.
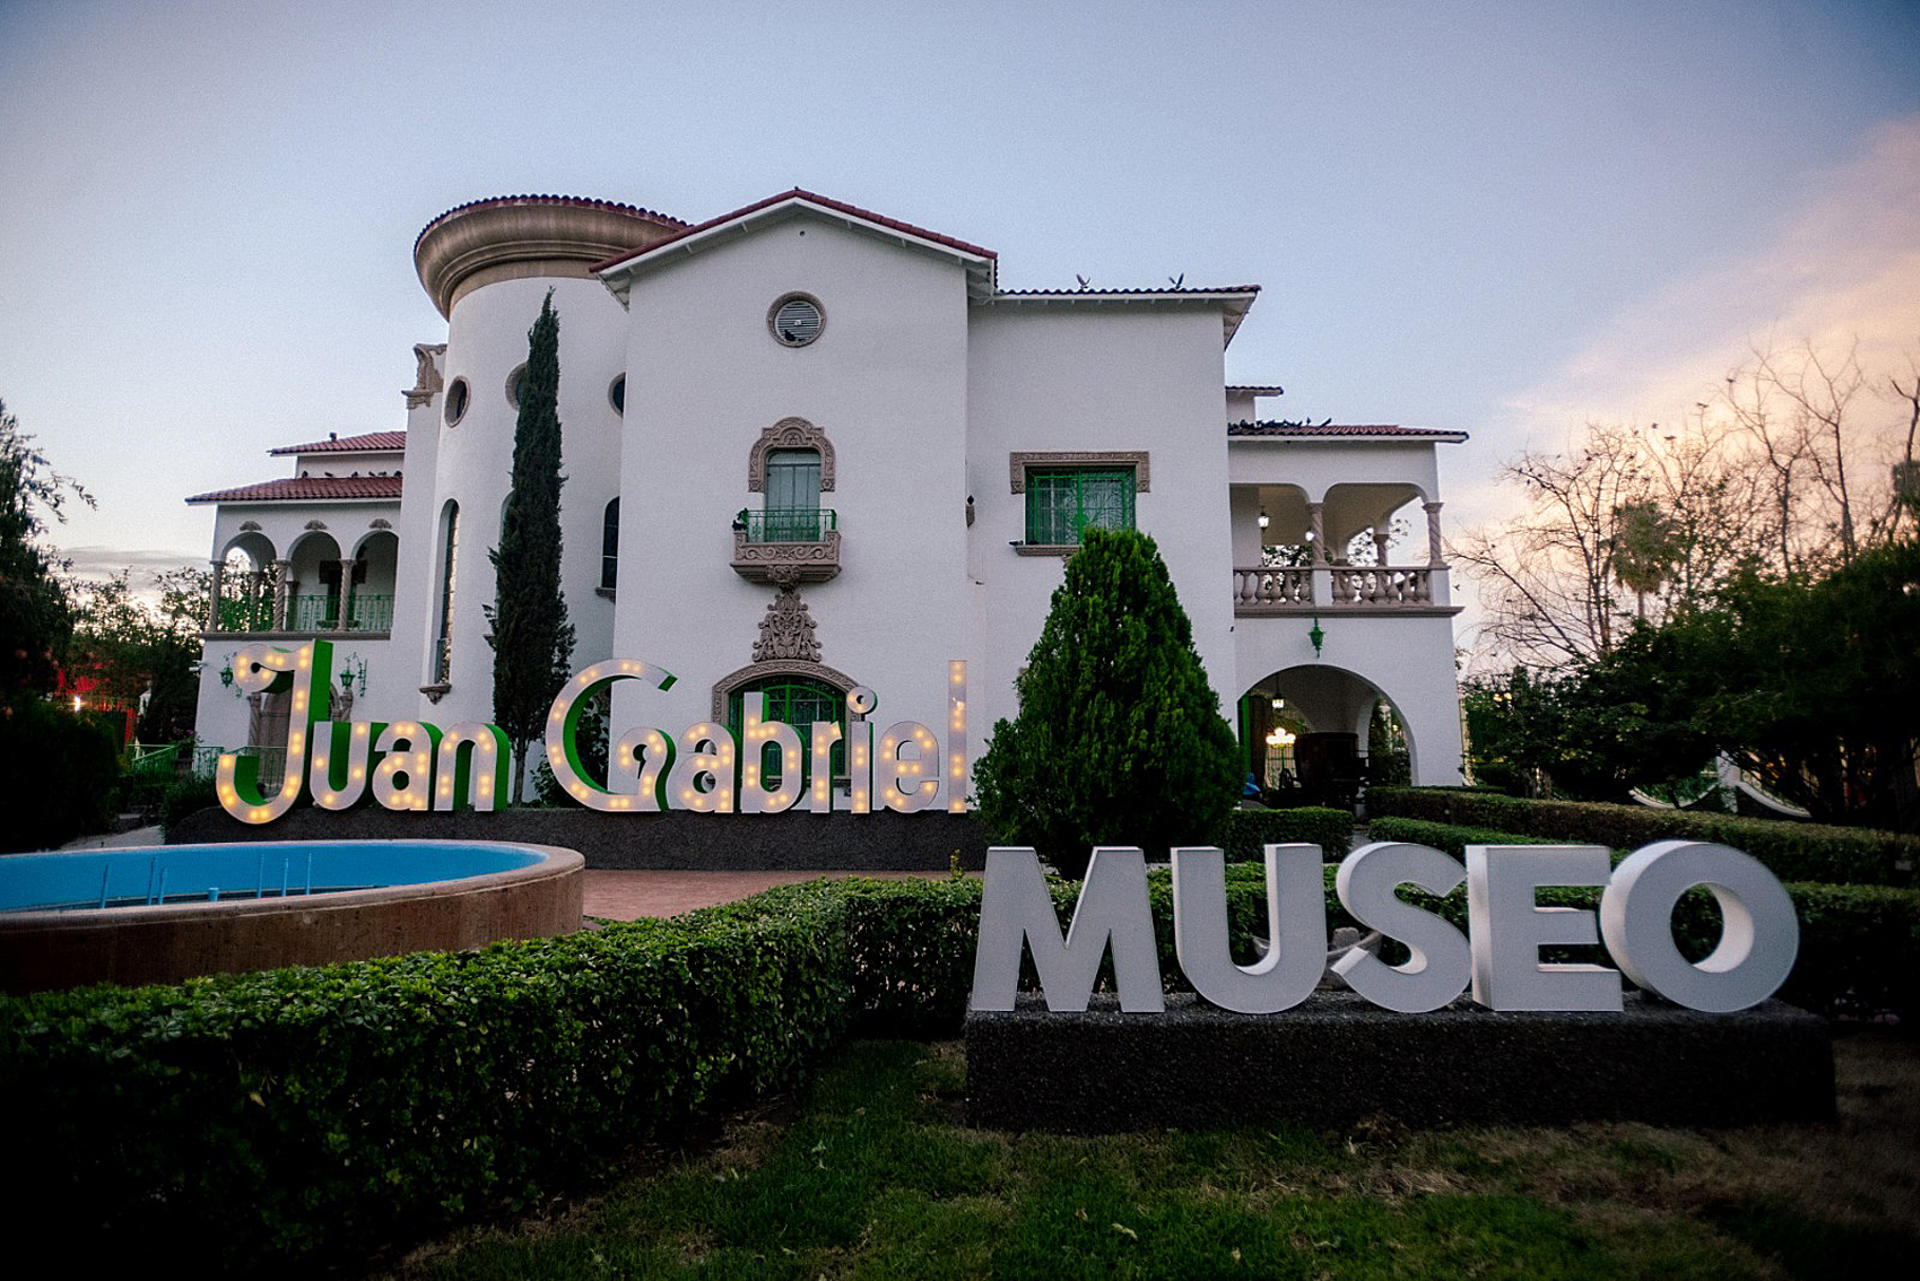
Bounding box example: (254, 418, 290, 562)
(970, 841, 1800, 1016)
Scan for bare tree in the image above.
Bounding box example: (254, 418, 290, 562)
(1453, 421, 1649, 668)
(1461, 339, 1920, 671)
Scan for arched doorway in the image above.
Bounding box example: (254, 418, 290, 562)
(1237, 665, 1413, 808)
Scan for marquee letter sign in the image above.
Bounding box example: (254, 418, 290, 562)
(215, 646, 970, 825)
(969, 840, 1801, 1016)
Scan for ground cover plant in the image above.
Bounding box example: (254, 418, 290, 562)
(385, 1031, 1920, 1280)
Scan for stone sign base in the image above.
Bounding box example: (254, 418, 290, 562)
(965, 991, 1833, 1131)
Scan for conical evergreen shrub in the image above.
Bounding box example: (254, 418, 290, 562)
(974, 527, 1240, 877)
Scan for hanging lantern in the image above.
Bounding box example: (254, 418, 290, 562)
(1308, 615, 1325, 658)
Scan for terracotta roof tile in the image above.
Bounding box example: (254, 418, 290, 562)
(1228, 421, 1469, 441)
(592, 188, 998, 273)
(186, 476, 403, 504)
(268, 430, 406, 455)
(997, 285, 1261, 297)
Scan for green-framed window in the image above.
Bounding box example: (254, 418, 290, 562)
(1025, 467, 1136, 545)
(726, 676, 846, 789)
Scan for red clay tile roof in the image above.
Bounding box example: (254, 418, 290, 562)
(591, 188, 998, 274)
(186, 476, 403, 504)
(416, 194, 689, 252)
(1229, 422, 1470, 442)
(268, 431, 406, 455)
(996, 285, 1261, 298)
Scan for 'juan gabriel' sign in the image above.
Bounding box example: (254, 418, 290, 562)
(970, 843, 1800, 1015)
(215, 639, 968, 822)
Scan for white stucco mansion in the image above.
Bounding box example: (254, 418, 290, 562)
(188, 189, 1468, 805)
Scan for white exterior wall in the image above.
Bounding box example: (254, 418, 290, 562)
(612, 216, 973, 768)
(1227, 439, 1444, 499)
(187, 194, 1468, 808)
(390, 360, 445, 715)
(965, 303, 1239, 738)
(422, 276, 632, 728)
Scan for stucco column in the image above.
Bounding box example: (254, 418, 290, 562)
(1423, 501, 1446, 568)
(335, 559, 357, 632)
(1372, 525, 1391, 567)
(1307, 502, 1326, 566)
(206, 560, 224, 630)
(272, 560, 293, 631)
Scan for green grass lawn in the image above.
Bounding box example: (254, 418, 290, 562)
(387, 1030, 1920, 1279)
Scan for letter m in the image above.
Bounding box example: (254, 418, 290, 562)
(969, 847, 1164, 1013)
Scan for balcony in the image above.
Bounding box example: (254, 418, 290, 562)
(1232, 565, 1458, 616)
(731, 508, 841, 584)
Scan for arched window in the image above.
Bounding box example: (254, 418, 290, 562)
(601, 498, 620, 592)
(432, 501, 459, 684)
(726, 675, 845, 790)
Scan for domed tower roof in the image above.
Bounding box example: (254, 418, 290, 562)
(413, 195, 688, 319)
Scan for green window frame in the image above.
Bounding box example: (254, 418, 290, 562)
(1025, 467, 1136, 545)
(726, 676, 846, 789)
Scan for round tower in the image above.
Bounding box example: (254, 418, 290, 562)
(411, 196, 685, 725)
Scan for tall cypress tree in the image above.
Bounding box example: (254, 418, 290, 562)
(973, 527, 1241, 877)
(487, 293, 574, 801)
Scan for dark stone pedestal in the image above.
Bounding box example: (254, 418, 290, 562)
(170, 806, 989, 872)
(965, 991, 1833, 1131)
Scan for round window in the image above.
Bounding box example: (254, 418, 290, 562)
(609, 374, 626, 414)
(444, 377, 470, 426)
(769, 293, 824, 347)
(505, 363, 527, 408)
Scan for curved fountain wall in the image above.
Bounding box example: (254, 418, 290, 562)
(0, 840, 583, 994)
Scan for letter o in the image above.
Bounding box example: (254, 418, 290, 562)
(1599, 840, 1799, 1012)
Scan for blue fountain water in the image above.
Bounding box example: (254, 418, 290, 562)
(0, 841, 550, 913)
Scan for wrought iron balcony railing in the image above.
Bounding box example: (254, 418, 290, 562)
(735, 507, 837, 543)
(731, 508, 841, 583)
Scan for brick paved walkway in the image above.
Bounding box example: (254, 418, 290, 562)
(583, 869, 955, 921)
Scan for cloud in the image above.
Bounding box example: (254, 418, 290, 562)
(1496, 114, 1920, 448)
(61, 545, 204, 584)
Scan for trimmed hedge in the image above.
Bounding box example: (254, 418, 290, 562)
(1365, 815, 1560, 861)
(5, 865, 1915, 1267)
(1212, 806, 1356, 862)
(1, 889, 857, 1270)
(1368, 786, 1918, 887)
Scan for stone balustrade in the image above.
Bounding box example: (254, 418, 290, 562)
(1232, 565, 1441, 614)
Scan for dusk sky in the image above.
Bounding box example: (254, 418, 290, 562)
(4, 0, 1917, 624)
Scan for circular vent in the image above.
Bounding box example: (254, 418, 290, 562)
(609, 374, 626, 414)
(769, 294, 824, 347)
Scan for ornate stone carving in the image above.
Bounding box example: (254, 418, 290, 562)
(239, 520, 262, 532)
(405, 343, 446, 407)
(1008, 450, 1150, 493)
(304, 520, 328, 531)
(747, 417, 836, 492)
(369, 518, 393, 531)
(731, 529, 841, 583)
(753, 585, 823, 663)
